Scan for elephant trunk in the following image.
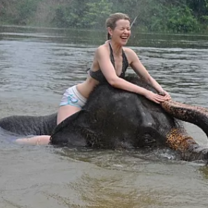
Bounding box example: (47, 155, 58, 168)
(161, 100, 208, 138)
(167, 128, 208, 161)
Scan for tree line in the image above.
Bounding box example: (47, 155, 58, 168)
(0, 0, 208, 33)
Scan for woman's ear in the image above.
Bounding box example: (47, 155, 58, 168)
(107, 27, 113, 37)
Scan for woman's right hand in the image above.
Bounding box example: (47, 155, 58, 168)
(144, 90, 170, 104)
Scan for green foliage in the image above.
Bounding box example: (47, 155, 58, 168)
(0, 0, 42, 25)
(187, 0, 208, 16)
(1, 0, 208, 33)
(53, 0, 89, 28)
(135, 0, 168, 32)
(85, 0, 112, 28)
(53, 0, 112, 28)
(16, 0, 38, 24)
(109, 0, 140, 18)
(166, 6, 199, 33)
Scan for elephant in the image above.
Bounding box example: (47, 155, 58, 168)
(0, 75, 208, 162)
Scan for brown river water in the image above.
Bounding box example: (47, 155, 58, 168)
(0, 26, 208, 208)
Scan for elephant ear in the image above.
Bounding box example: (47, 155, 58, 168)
(50, 109, 88, 146)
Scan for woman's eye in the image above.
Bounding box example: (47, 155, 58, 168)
(120, 28, 130, 31)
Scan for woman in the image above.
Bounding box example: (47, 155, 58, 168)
(16, 12, 171, 145)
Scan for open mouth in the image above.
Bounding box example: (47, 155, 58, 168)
(121, 37, 128, 41)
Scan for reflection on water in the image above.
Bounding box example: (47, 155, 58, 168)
(0, 26, 208, 208)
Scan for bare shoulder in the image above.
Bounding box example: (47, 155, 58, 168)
(123, 47, 137, 55)
(95, 43, 109, 57)
(123, 47, 138, 62)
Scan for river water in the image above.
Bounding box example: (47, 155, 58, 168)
(0, 26, 208, 208)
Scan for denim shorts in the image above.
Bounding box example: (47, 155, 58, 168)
(59, 85, 87, 108)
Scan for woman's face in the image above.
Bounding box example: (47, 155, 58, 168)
(109, 19, 131, 46)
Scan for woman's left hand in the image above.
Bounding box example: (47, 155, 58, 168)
(158, 90, 171, 101)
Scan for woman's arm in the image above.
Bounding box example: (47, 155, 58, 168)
(127, 48, 171, 99)
(96, 46, 170, 104)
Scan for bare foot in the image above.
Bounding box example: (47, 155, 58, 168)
(16, 135, 50, 145)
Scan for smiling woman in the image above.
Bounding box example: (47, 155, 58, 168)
(16, 12, 171, 145)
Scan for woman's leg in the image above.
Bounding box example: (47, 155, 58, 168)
(57, 105, 81, 125)
(16, 105, 81, 145)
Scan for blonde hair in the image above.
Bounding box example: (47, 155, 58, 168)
(105, 13, 130, 40)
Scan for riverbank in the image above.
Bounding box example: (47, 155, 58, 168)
(1, 0, 208, 33)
